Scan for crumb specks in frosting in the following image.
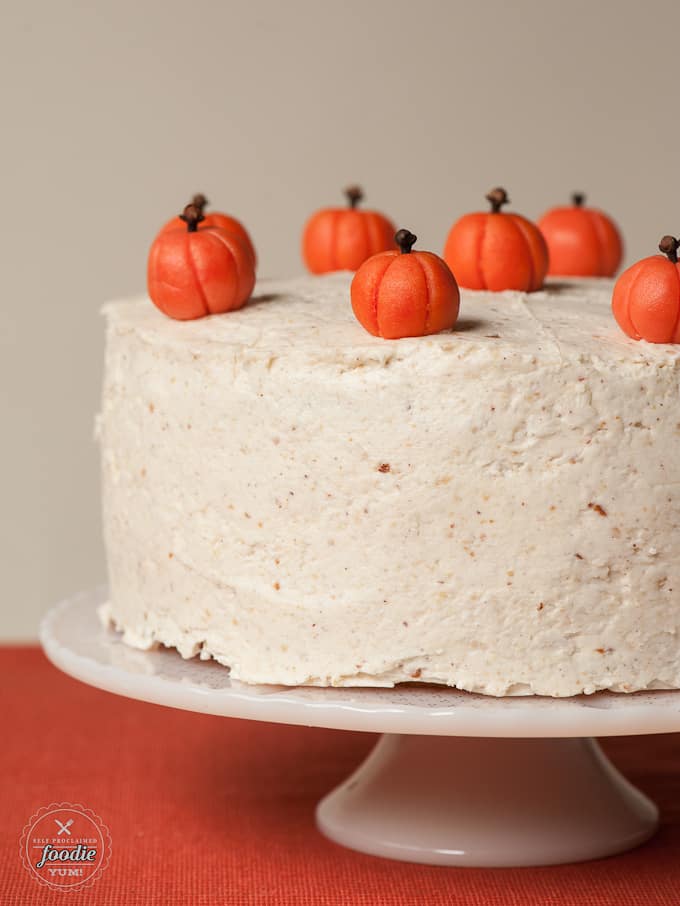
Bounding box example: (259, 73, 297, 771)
(588, 502, 608, 517)
(537, 602, 544, 611)
(378, 463, 391, 473)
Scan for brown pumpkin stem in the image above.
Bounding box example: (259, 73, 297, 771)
(191, 193, 208, 214)
(659, 235, 679, 264)
(179, 203, 205, 232)
(486, 187, 509, 213)
(572, 192, 586, 207)
(395, 229, 417, 254)
(345, 185, 363, 209)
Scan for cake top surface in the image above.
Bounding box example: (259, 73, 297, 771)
(104, 272, 680, 370)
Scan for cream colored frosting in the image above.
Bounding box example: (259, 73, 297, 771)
(98, 273, 680, 695)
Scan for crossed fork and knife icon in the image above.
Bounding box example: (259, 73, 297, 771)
(54, 818, 73, 836)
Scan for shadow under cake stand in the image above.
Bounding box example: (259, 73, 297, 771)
(41, 588, 680, 867)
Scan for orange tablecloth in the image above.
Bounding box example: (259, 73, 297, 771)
(2, 646, 680, 905)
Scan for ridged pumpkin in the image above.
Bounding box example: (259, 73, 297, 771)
(351, 229, 460, 339)
(302, 186, 396, 274)
(444, 188, 548, 292)
(148, 204, 255, 321)
(612, 236, 680, 343)
(538, 193, 622, 277)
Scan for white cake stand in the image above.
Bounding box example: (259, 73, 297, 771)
(40, 588, 680, 867)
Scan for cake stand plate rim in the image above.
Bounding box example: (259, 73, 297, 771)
(39, 587, 680, 738)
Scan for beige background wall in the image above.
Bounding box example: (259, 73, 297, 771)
(2, 0, 678, 638)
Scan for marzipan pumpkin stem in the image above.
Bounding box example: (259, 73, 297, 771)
(395, 229, 417, 254)
(345, 185, 363, 209)
(486, 187, 509, 214)
(659, 235, 680, 264)
(180, 203, 205, 233)
(572, 192, 585, 207)
(192, 193, 208, 214)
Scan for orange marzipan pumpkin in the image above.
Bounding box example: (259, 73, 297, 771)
(148, 204, 256, 321)
(351, 229, 460, 340)
(160, 193, 257, 268)
(443, 188, 548, 292)
(612, 235, 680, 343)
(302, 185, 396, 274)
(538, 192, 623, 277)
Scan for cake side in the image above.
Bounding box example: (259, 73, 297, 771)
(99, 274, 680, 695)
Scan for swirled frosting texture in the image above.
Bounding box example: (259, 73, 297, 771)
(99, 273, 680, 695)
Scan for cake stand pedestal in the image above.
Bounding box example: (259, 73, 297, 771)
(40, 588, 680, 867)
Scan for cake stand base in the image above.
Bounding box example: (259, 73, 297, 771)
(317, 734, 658, 866)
